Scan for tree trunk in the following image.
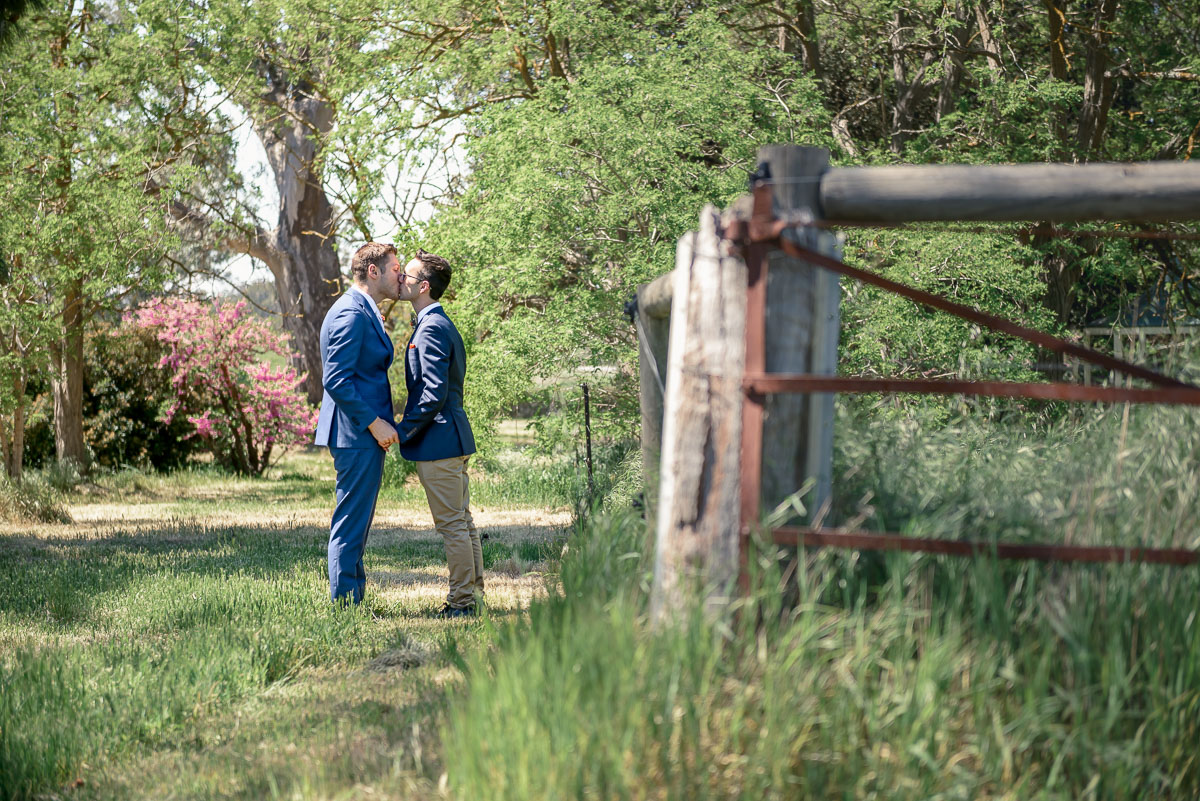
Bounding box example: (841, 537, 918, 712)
(973, 1, 1004, 79)
(1044, 0, 1071, 157)
(251, 78, 345, 405)
(935, 3, 970, 122)
(52, 280, 86, 466)
(777, 0, 821, 79)
(888, 12, 933, 154)
(1, 374, 26, 480)
(1076, 0, 1118, 158)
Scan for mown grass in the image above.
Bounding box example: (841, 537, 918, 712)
(0, 445, 573, 801)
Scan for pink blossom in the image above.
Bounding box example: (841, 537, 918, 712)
(134, 296, 316, 474)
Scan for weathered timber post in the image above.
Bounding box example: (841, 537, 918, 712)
(635, 271, 673, 518)
(756, 145, 841, 523)
(650, 207, 747, 622)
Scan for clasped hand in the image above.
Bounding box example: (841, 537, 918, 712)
(368, 417, 399, 450)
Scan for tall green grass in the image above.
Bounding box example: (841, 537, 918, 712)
(0, 572, 378, 801)
(444, 403, 1200, 800)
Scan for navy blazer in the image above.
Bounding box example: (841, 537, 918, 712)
(398, 306, 476, 461)
(314, 290, 396, 449)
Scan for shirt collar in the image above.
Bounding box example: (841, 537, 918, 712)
(349, 285, 384, 324)
(416, 301, 442, 325)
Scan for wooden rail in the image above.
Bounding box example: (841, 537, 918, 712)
(821, 161, 1200, 223)
(639, 146, 1200, 620)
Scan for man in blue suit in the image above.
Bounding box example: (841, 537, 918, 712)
(315, 242, 402, 605)
(397, 249, 480, 618)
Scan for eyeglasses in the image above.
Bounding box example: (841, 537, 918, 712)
(400, 273, 422, 284)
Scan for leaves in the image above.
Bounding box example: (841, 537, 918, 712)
(132, 297, 316, 475)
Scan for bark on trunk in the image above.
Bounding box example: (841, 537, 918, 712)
(935, 3, 970, 122)
(52, 280, 86, 466)
(973, 1, 1004, 78)
(1, 376, 26, 480)
(1044, 0, 1071, 157)
(251, 72, 345, 405)
(777, 0, 821, 79)
(888, 12, 933, 154)
(1044, 0, 1070, 81)
(1076, 0, 1118, 158)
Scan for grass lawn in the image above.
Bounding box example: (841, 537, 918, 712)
(5, 403, 1200, 800)
(0, 448, 571, 800)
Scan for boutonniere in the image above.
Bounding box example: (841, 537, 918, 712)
(408, 343, 417, 349)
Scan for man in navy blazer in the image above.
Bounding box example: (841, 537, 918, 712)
(315, 242, 402, 605)
(397, 249, 480, 617)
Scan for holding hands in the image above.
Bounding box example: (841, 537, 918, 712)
(368, 417, 399, 450)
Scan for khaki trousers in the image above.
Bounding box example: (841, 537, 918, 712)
(416, 455, 483, 608)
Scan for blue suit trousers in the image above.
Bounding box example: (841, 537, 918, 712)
(328, 446, 385, 604)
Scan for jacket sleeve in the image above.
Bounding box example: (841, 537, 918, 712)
(398, 323, 451, 444)
(322, 307, 376, 433)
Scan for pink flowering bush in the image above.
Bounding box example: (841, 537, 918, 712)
(131, 297, 317, 475)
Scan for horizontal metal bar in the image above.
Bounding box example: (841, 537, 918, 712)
(1081, 326, 1199, 336)
(770, 527, 1200, 566)
(820, 162, 1200, 223)
(772, 235, 1197, 391)
(742, 374, 1200, 406)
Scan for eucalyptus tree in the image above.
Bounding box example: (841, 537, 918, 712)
(379, 2, 833, 439)
(0, 0, 45, 49)
(0, 0, 176, 472)
(397, 0, 1200, 431)
(762, 0, 1200, 325)
(131, 0, 423, 403)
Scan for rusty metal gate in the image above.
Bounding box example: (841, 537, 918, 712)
(724, 179, 1200, 586)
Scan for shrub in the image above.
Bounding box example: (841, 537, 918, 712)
(83, 324, 199, 470)
(132, 298, 317, 475)
(381, 451, 419, 488)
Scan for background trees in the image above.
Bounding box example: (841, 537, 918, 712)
(0, 0, 177, 476)
(3, 0, 1199, 473)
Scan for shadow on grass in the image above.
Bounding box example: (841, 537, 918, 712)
(0, 521, 566, 629)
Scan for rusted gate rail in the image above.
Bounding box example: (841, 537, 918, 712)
(642, 146, 1200, 619)
(727, 179, 1200, 577)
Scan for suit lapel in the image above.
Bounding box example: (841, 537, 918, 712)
(352, 291, 393, 353)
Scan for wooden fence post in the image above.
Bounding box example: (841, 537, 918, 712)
(756, 145, 841, 524)
(636, 272, 673, 518)
(650, 206, 747, 622)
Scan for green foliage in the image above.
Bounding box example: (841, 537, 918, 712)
(83, 325, 200, 471)
(425, 9, 830, 431)
(840, 229, 1057, 417)
(0, 449, 571, 799)
(0, 0, 179, 476)
(381, 448, 419, 489)
(832, 400, 1200, 552)
(444, 402, 1200, 799)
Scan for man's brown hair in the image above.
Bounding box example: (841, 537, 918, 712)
(351, 242, 397, 282)
(412, 248, 452, 300)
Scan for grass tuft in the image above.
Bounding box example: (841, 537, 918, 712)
(443, 403, 1200, 800)
(0, 475, 70, 524)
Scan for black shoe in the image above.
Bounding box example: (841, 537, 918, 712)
(435, 603, 477, 619)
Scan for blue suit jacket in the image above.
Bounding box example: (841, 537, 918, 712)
(314, 290, 395, 449)
(398, 306, 476, 461)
